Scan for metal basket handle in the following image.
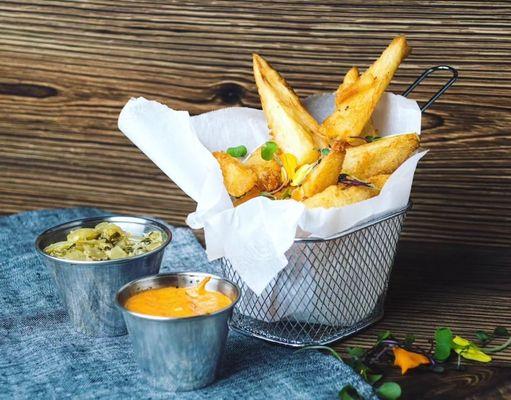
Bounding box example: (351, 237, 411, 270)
(402, 65, 458, 112)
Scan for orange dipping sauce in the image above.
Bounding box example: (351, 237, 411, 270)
(125, 277, 232, 318)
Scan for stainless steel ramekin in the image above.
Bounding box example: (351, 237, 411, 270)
(35, 215, 172, 337)
(115, 272, 240, 392)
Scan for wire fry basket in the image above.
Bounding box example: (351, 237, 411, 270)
(221, 66, 457, 347)
(221, 203, 408, 346)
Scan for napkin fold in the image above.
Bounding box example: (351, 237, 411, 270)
(0, 208, 377, 399)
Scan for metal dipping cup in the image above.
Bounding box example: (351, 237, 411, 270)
(115, 273, 240, 392)
(35, 216, 172, 337)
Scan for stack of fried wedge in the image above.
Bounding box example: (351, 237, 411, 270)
(213, 35, 420, 209)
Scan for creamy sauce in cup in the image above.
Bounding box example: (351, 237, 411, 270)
(125, 277, 232, 318)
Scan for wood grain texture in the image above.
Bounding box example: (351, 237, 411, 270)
(0, 1, 510, 248)
(377, 365, 511, 400)
(332, 241, 511, 399)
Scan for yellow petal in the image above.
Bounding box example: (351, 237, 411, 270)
(453, 336, 492, 363)
(393, 347, 430, 375)
(291, 163, 315, 186)
(452, 336, 470, 347)
(280, 153, 298, 180)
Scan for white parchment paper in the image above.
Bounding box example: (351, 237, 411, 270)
(119, 92, 424, 296)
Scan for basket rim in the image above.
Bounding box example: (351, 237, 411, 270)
(295, 201, 412, 243)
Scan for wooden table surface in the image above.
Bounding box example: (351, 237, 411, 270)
(332, 241, 511, 400)
(0, 2, 510, 399)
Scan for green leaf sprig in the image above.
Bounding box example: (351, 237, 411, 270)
(298, 340, 402, 400)
(432, 326, 510, 364)
(226, 145, 248, 158)
(475, 326, 510, 347)
(434, 327, 453, 361)
(261, 141, 278, 161)
(297, 325, 510, 400)
(376, 382, 402, 400)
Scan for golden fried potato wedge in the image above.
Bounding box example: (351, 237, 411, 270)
(342, 133, 419, 179)
(253, 54, 325, 165)
(335, 66, 378, 144)
(366, 174, 390, 191)
(321, 36, 410, 142)
(292, 149, 345, 201)
(303, 184, 378, 209)
(335, 66, 359, 104)
(213, 151, 257, 197)
(245, 147, 283, 192)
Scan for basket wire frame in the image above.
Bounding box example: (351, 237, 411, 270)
(221, 205, 409, 347)
(220, 65, 457, 347)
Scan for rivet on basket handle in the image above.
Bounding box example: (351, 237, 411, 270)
(402, 65, 458, 112)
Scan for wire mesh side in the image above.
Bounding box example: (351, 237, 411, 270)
(221, 211, 407, 346)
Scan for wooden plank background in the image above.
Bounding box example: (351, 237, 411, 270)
(1, 1, 510, 249)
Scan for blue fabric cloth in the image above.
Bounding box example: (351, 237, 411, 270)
(0, 208, 377, 399)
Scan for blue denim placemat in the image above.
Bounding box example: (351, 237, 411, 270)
(0, 208, 377, 399)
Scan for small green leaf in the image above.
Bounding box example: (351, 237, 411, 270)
(296, 345, 343, 362)
(347, 347, 365, 359)
(339, 385, 362, 400)
(226, 145, 248, 158)
(321, 148, 331, 156)
(367, 373, 383, 384)
(475, 330, 490, 344)
(434, 327, 453, 361)
(494, 326, 510, 337)
(261, 141, 278, 161)
(377, 330, 392, 343)
(376, 382, 402, 400)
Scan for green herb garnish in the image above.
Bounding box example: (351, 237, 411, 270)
(261, 141, 278, 161)
(376, 382, 402, 400)
(226, 145, 248, 158)
(434, 327, 453, 361)
(297, 326, 509, 399)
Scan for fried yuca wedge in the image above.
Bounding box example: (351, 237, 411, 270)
(213, 152, 257, 197)
(342, 133, 419, 179)
(366, 174, 390, 191)
(253, 54, 325, 166)
(291, 149, 345, 201)
(321, 36, 410, 142)
(335, 66, 378, 142)
(245, 147, 282, 192)
(303, 184, 378, 209)
(335, 66, 360, 102)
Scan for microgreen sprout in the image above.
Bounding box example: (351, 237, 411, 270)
(295, 326, 510, 400)
(261, 141, 278, 161)
(226, 145, 248, 158)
